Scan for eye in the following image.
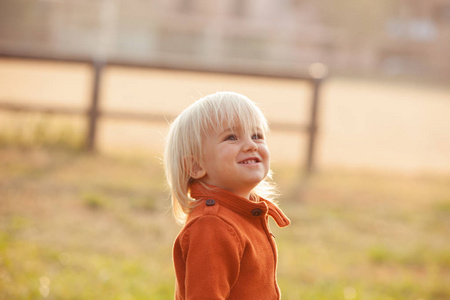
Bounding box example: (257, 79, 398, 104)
(252, 133, 264, 140)
(225, 134, 237, 141)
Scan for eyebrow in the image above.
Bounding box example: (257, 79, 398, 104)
(218, 127, 262, 136)
(218, 127, 236, 136)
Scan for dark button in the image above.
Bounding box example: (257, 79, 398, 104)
(205, 199, 215, 206)
(251, 209, 263, 217)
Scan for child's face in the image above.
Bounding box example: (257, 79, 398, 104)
(197, 125, 270, 199)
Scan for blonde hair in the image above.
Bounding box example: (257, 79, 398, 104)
(164, 91, 277, 224)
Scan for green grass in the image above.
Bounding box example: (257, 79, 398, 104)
(1, 147, 450, 299)
(0, 112, 85, 151)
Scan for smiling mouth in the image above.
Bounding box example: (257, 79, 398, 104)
(239, 159, 260, 164)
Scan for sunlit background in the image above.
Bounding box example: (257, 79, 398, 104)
(1, 0, 450, 299)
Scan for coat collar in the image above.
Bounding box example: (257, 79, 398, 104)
(189, 182, 290, 228)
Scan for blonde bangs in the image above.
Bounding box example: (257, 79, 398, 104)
(200, 92, 269, 139)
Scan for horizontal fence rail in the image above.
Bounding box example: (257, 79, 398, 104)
(0, 101, 308, 132)
(0, 53, 326, 173)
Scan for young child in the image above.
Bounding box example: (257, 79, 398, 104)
(164, 91, 290, 300)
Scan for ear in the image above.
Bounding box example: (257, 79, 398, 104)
(189, 161, 206, 179)
(185, 156, 206, 179)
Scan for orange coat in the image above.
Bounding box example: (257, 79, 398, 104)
(173, 182, 290, 300)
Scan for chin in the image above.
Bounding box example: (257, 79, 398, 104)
(244, 177, 265, 187)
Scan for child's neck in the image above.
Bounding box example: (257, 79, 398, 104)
(198, 181, 258, 202)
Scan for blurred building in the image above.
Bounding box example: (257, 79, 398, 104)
(0, 0, 449, 78)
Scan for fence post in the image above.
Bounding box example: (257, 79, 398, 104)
(305, 78, 322, 173)
(86, 60, 104, 151)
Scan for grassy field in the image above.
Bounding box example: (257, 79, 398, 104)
(1, 142, 450, 299)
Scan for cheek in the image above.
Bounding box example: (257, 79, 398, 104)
(260, 144, 270, 159)
(218, 145, 238, 159)
(263, 147, 271, 168)
(205, 146, 235, 171)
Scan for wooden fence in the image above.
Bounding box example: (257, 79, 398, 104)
(0, 53, 326, 173)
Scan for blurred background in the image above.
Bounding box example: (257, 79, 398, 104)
(1, 0, 450, 299)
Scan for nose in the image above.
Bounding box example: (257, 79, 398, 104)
(242, 137, 258, 152)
